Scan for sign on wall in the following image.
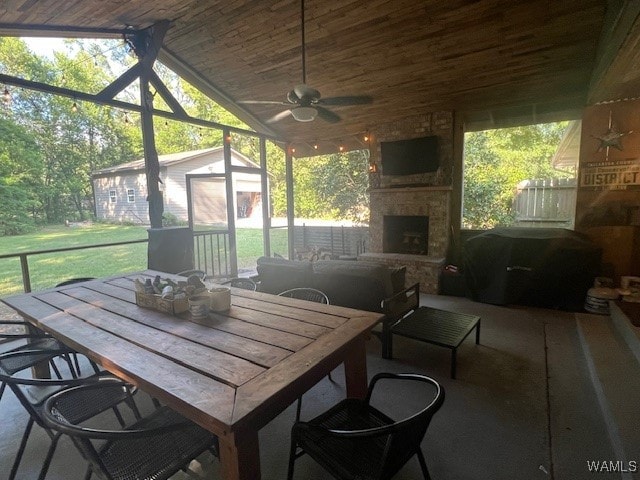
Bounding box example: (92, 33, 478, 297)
(580, 109, 640, 190)
(580, 158, 640, 190)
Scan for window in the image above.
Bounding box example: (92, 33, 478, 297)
(109, 190, 116, 203)
(127, 189, 135, 203)
(462, 121, 577, 230)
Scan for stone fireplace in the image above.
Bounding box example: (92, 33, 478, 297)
(359, 112, 453, 294)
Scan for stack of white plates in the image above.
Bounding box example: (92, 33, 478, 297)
(584, 287, 619, 315)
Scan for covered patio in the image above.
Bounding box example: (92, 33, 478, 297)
(2, 293, 638, 479)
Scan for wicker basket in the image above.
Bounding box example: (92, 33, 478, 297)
(135, 291, 189, 315)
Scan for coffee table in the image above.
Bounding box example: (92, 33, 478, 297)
(390, 306, 481, 379)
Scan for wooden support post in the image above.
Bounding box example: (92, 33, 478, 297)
(128, 21, 170, 228)
(286, 150, 295, 259)
(259, 137, 271, 256)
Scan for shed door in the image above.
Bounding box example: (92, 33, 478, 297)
(186, 174, 237, 278)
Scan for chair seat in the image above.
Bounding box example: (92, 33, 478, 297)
(295, 399, 395, 480)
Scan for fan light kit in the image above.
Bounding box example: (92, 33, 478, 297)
(239, 0, 371, 123)
(291, 106, 317, 122)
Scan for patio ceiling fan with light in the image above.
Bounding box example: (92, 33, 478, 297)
(238, 0, 372, 123)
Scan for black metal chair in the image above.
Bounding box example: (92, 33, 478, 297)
(287, 373, 445, 480)
(55, 277, 96, 287)
(176, 269, 207, 281)
(43, 377, 219, 480)
(0, 320, 78, 405)
(0, 350, 140, 480)
(278, 287, 329, 305)
(222, 277, 257, 291)
(278, 287, 331, 420)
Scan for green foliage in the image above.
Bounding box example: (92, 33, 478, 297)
(0, 36, 369, 239)
(162, 212, 187, 227)
(462, 122, 572, 229)
(0, 37, 140, 226)
(0, 118, 43, 234)
(292, 150, 370, 223)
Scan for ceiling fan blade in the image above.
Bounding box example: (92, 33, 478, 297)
(315, 106, 341, 123)
(238, 100, 290, 105)
(318, 95, 373, 106)
(265, 109, 293, 123)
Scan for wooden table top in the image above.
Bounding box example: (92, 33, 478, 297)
(2, 270, 383, 435)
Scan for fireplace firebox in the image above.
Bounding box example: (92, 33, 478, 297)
(383, 215, 429, 255)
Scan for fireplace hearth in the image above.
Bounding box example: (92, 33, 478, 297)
(383, 215, 429, 255)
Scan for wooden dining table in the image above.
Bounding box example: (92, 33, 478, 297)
(2, 269, 383, 480)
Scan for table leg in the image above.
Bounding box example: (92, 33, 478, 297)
(382, 320, 393, 359)
(344, 335, 368, 398)
(219, 429, 260, 480)
(475, 319, 481, 344)
(26, 324, 52, 379)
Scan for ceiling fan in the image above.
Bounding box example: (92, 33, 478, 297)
(238, 0, 372, 124)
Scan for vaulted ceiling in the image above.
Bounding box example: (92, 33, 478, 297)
(1, 0, 639, 156)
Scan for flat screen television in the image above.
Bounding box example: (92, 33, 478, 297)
(380, 135, 439, 175)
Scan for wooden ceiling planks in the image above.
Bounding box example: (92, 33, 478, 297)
(0, 0, 627, 152)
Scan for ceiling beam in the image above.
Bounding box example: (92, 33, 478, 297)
(0, 72, 277, 140)
(588, 0, 640, 103)
(0, 22, 135, 38)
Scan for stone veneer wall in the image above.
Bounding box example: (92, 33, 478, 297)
(369, 111, 454, 190)
(363, 111, 454, 294)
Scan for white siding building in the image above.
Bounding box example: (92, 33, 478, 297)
(92, 147, 262, 225)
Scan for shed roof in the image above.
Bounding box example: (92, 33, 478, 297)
(91, 146, 258, 176)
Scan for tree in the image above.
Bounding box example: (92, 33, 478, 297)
(0, 37, 141, 226)
(0, 36, 371, 234)
(0, 118, 43, 234)
(462, 122, 571, 229)
(292, 150, 369, 223)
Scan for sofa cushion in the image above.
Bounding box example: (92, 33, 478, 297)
(312, 260, 394, 297)
(312, 271, 387, 312)
(390, 266, 407, 294)
(256, 256, 313, 294)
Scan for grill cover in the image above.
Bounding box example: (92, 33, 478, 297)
(464, 228, 601, 310)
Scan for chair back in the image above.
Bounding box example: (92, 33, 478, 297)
(43, 380, 217, 480)
(55, 278, 96, 287)
(366, 373, 444, 478)
(299, 372, 443, 479)
(42, 378, 136, 467)
(0, 350, 89, 429)
(223, 277, 257, 291)
(176, 269, 207, 280)
(278, 287, 329, 304)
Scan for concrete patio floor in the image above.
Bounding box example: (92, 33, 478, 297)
(1, 293, 638, 479)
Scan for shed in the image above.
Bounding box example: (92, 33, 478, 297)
(92, 147, 262, 225)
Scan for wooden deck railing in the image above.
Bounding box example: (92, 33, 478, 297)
(0, 239, 148, 294)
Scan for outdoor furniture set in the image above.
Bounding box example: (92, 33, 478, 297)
(0, 264, 476, 479)
(256, 255, 482, 379)
(2, 271, 385, 479)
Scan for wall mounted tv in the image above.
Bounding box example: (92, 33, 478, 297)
(380, 135, 439, 175)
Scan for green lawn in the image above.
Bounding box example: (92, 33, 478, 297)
(0, 224, 150, 297)
(0, 224, 289, 298)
